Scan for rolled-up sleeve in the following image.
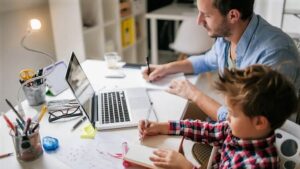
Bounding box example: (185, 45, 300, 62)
(217, 106, 228, 121)
(188, 41, 220, 74)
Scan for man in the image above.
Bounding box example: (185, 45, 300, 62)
(143, 0, 300, 121)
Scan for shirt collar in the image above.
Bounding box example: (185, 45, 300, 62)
(230, 131, 276, 150)
(236, 14, 259, 58)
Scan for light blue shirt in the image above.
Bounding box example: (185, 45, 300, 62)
(188, 14, 300, 121)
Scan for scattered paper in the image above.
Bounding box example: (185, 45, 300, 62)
(143, 73, 185, 90)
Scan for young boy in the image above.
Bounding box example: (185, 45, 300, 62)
(139, 65, 298, 169)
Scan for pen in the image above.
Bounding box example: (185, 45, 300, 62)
(5, 99, 25, 124)
(71, 116, 87, 131)
(146, 56, 151, 75)
(23, 118, 32, 135)
(0, 153, 13, 159)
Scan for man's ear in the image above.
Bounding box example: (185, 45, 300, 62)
(227, 9, 240, 23)
(252, 116, 269, 130)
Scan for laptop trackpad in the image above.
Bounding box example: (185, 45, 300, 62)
(126, 88, 150, 110)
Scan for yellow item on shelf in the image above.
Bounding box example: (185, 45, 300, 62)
(80, 124, 96, 139)
(121, 17, 135, 48)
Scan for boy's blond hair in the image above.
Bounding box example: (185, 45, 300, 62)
(215, 64, 298, 129)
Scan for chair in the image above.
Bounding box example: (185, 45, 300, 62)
(169, 18, 214, 60)
(275, 120, 300, 169)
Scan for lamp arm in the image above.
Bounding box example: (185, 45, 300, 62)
(17, 30, 56, 115)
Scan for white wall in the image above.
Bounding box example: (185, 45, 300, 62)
(254, 0, 300, 35)
(283, 0, 300, 34)
(0, 4, 55, 112)
(0, 15, 3, 113)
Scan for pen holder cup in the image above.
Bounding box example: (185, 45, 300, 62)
(10, 126, 43, 162)
(22, 78, 46, 106)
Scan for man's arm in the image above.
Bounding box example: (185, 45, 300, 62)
(168, 79, 221, 121)
(143, 59, 194, 82)
(191, 89, 221, 121)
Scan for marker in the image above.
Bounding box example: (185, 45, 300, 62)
(0, 153, 13, 159)
(71, 116, 87, 131)
(16, 118, 24, 130)
(5, 99, 25, 124)
(23, 118, 32, 135)
(2, 114, 15, 132)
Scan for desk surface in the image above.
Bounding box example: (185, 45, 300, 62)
(0, 60, 201, 169)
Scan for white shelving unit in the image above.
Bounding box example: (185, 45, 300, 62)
(49, 0, 147, 63)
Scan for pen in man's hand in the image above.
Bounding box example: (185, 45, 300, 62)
(146, 56, 151, 75)
(0, 153, 13, 159)
(71, 116, 87, 131)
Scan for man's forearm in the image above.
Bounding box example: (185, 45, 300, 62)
(165, 60, 194, 75)
(191, 90, 221, 121)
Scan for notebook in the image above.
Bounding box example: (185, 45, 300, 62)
(65, 52, 151, 130)
(123, 135, 182, 169)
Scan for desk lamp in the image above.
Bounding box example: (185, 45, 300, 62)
(17, 18, 56, 113)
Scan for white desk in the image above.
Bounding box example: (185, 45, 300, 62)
(0, 60, 200, 169)
(146, 3, 198, 64)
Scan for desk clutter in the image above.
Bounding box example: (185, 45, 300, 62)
(47, 99, 82, 122)
(19, 68, 46, 106)
(2, 105, 47, 161)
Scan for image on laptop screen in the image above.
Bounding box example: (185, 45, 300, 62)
(66, 53, 95, 121)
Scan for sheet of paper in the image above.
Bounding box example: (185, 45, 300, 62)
(143, 72, 185, 90)
(53, 133, 129, 169)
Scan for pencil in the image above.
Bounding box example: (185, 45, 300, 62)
(0, 153, 13, 159)
(5, 99, 25, 124)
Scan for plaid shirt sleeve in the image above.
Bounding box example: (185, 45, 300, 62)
(168, 120, 229, 146)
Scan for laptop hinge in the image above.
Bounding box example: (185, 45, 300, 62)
(92, 94, 98, 127)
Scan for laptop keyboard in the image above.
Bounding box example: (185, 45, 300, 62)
(100, 91, 130, 124)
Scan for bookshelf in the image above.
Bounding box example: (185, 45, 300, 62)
(49, 0, 147, 63)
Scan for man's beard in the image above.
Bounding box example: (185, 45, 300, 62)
(204, 20, 231, 38)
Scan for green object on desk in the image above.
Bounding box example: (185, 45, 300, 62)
(80, 124, 96, 139)
(46, 89, 54, 96)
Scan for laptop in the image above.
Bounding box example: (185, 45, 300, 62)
(66, 52, 151, 130)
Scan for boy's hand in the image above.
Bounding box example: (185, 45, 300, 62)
(138, 120, 169, 140)
(167, 79, 198, 102)
(142, 65, 169, 82)
(150, 149, 194, 169)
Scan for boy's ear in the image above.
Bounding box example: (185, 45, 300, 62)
(253, 116, 269, 130)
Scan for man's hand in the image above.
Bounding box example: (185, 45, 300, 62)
(150, 149, 194, 169)
(167, 79, 199, 102)
(142, 65, 170, 82)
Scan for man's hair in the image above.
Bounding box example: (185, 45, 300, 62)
(215, 65, 298, 129)
(212, 0, 255, 20)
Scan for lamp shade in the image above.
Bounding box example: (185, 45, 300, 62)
(170, 18, 214, 55)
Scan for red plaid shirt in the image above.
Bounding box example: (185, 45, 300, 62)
(168, 120, 279, 169)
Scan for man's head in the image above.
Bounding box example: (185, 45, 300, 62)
(197, 0, 255, 38)
(215, 65, 298, 139)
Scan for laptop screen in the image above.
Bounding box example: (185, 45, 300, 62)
(66, 53, 95, 122)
